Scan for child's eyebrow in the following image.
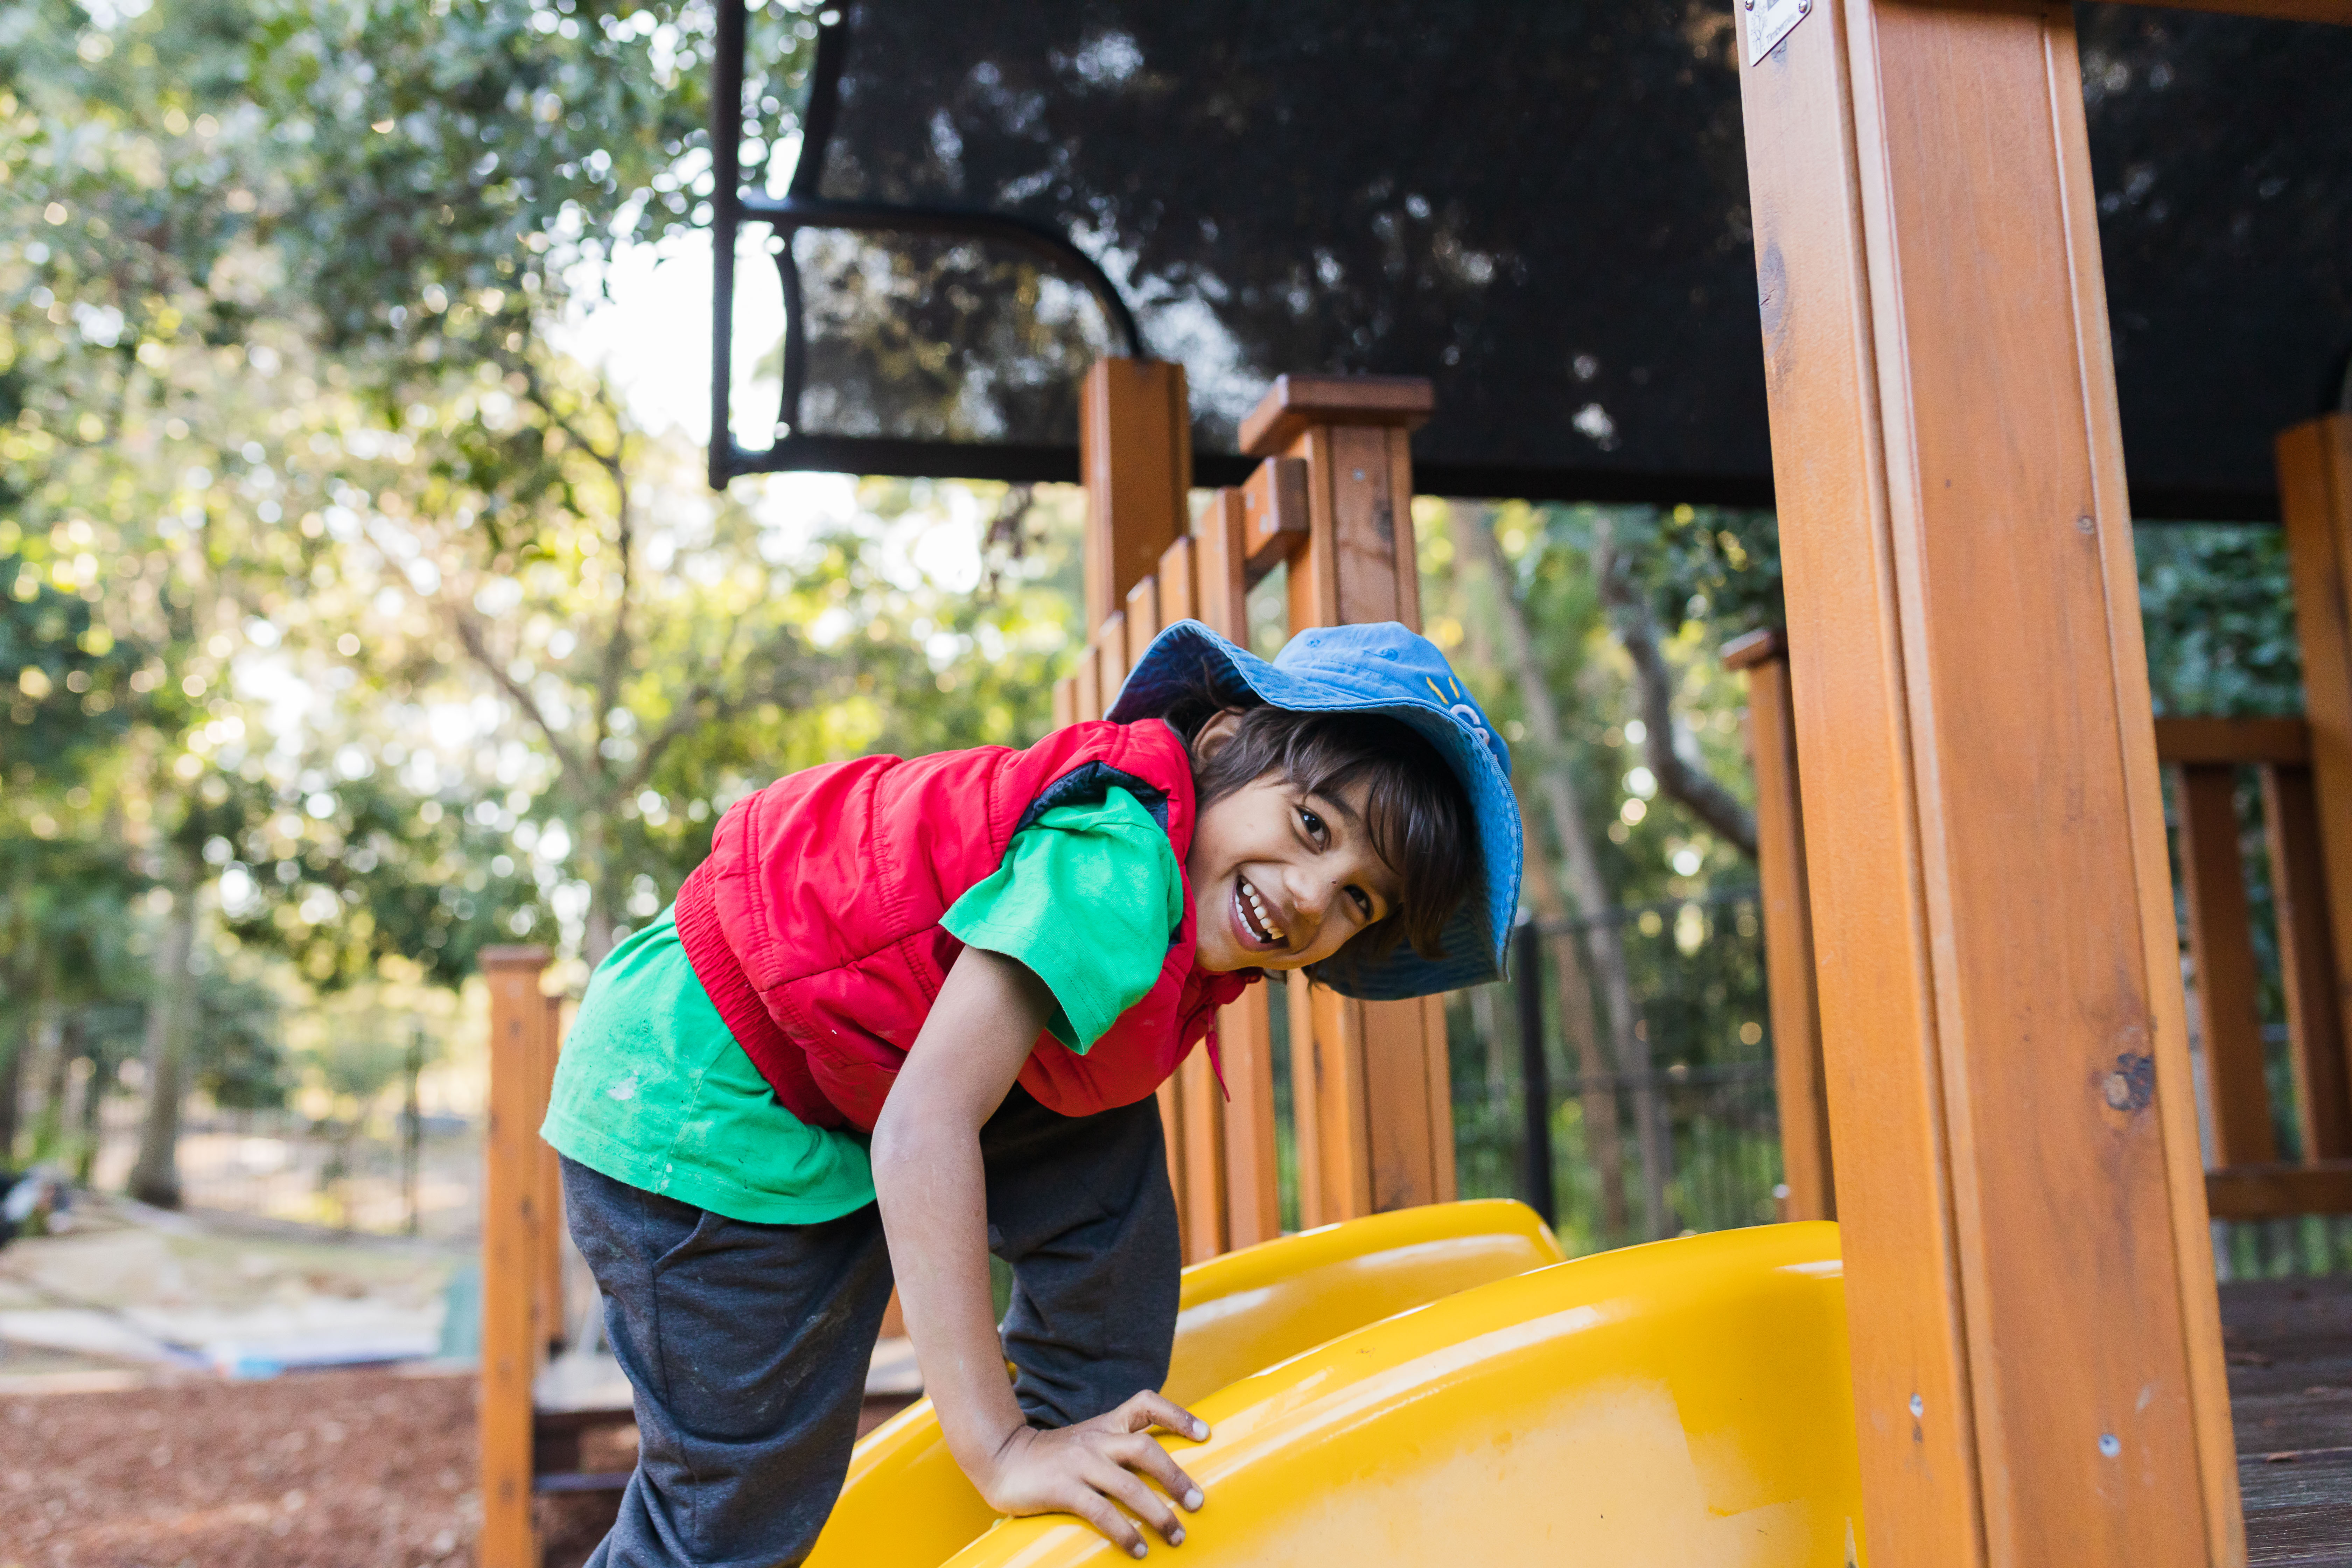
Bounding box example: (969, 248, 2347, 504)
(1303, 786, 1366, 830)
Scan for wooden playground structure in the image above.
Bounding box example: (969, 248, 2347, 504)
(468, 0, 2352, 1564)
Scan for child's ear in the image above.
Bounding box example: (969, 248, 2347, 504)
(1192, 707, 1247, 762)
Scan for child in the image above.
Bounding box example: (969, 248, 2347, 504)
(543, 617, 1522, 1567)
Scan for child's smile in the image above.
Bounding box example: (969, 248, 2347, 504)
(1189, 772, 1399, 974)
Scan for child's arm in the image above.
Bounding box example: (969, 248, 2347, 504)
(872, 945, 1209, 1559)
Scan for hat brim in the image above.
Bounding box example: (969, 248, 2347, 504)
(1109, 621, 1523, 1000)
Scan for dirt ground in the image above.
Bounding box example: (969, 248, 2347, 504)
(0, 1368, 482, 1568)
(0, 1367, 638, 1568)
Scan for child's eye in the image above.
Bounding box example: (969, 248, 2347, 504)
(1297, 805, 1327, 844)
(1347, 886, 1376, 919)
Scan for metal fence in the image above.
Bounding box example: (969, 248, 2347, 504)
(1447, 890, 1783, 1254)
(1258, 887, 1783, 1255)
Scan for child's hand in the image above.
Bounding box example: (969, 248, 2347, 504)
(976, 1389, 1210, 1558)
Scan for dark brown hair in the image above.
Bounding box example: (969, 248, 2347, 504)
(1164, 670, 1476, 975)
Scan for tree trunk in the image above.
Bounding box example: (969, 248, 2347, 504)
(1592, 515, 1757, 858)
(1517, 816, 1631, 1240)
(0, 1013, 23, 1165)
(579, 808, 618, 966)
(127, 842, 201, 1209)
(1452, 501, 1670, 1238)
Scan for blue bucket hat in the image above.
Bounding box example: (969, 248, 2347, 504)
(1108, 619, 1523, 999)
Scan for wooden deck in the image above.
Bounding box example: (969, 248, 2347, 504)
(2226, 1274, 2352, 1565)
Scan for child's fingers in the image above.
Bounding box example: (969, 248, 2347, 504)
(1085, 1454, 1186, 1546)
(1108, 1430, 1205, 1516)
(1118, 1389, 1211, 1444)
(1059, 1483, 1150, 1559)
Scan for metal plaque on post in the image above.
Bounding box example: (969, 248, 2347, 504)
(1743, 0, 1810, 67)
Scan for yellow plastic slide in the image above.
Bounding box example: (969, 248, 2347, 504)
(949, 1221, 1861, 1568)
(806, 1199, 1565, 1568)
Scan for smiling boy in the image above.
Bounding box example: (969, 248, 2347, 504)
(542, 619, 1522, 1567)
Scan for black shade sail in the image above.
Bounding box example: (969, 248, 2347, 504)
(712, 2, 2352, 520)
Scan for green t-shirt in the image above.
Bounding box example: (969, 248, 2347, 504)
(541, 788, 1183, 1225)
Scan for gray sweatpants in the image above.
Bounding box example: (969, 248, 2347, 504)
(560, 1085, 1181, 1568)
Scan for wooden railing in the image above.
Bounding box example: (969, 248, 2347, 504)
(2157, 716, 2352, 1219)
(1721, 628, 1835, 1225)
(1055, 368, 1454, 1262)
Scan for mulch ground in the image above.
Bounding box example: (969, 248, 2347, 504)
(0, 1367, 919, 1568)
(0, 1368, 503, 1568)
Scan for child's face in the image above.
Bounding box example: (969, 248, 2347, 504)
(1186, 726, 1401, 975)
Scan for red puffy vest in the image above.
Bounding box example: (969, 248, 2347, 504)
(672, 719, 1254, 1132)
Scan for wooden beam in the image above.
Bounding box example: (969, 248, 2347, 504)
(2175, 764, 2277, 1167)
(1240, 457, 1310, 580)
(1081, 359, 1190, 634)
(1734, 3, 2236, 1563)
(2262, 764, 2352, 1159)
(2279, 414, 2352, 1166)
(1236, 374, 1435, 457)
(1052, 677, 1076, 731)
(2152, 716, 2311, 766)
(1242, 373, 1449, 1223)
(2204, 1159, 2352, 1220)
(538, 992, 567, 1354)
(1730, 630, 1835, 1223)
(478, 946, 549, 1568)
(2082, 0, 2348, 23)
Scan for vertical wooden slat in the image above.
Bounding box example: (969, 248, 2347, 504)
(2177, 764, 2277, 1167)
(1156, 1076, 1187, 1258)
(1735, 2, 2236, 1562)
(1179, 1055, 1227, 1261)
(1134, 565, 1232, 1259)
(1124, 576, 1160, 670)
(1192, 490, 1250, 642)
(1156, 536, 1199, 628)
(1052, 676, 1077, 731)
(1096, 612, 1129, 715)
(2263, 763, 2352, 1158)
(1421, 992, 1456, 1203)
(538, 991, 567, 1353)
(1073, 645, 1101, 723)
(1726, 629, 1835, 1222)
(1081, 359, 1191, 633)
(1284, 975, 1324, 1228)
(477, 946, 547, 1568)
(1191, 486, 1284, 1243)
(1241, 374, 1449, 1223)
(1218, 985, 1282, 1247)
(2278, 414, 2352, 1159)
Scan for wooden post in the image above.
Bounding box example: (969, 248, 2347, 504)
(1735, 3, 2236, 1563)
(1723, 628, 1834, 1223)
(2277, 413, 2352, 1157)
(2262, 764, 2352, 1158)
(1240, 374, 1451, 1221)
(538, 992, 567, 1353)
(2175, 765, 2276, 1167)
(1081, 359, 1190, 633)
(478, 946, 549, 1568)
(1192, 491, 1283, 1246)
